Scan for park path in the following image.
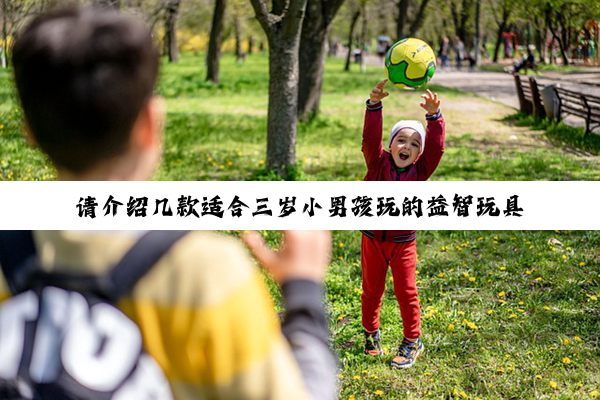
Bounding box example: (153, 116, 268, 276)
(431, 69, 600, 112)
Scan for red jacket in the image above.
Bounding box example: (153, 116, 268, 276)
(361, 100, 445, 241)
(360, 230, 417, 243)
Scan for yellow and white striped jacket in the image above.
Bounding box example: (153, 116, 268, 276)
(0, 231, 309, 400)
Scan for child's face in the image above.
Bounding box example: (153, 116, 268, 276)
(390, 128, 421, 168)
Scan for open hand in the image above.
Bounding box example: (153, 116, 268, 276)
(420, 89, 441, 114)
(243, 230, 331, 284)
(369, 79, 389, 104)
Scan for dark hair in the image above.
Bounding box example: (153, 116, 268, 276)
(12, 7, 159, 173)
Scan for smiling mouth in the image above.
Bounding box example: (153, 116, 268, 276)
(398, 153, 409, 161)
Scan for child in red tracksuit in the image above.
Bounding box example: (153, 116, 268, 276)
(360, 79, 445, 369)
(362, 79, 445, 181)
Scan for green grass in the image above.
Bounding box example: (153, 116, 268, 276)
(1, 52, 599, 181)
(504, 112, 600, 156)
(238, 230, 600, 399)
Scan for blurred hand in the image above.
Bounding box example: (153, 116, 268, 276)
(243, 230, 331, 284)
(369, 79, 389, 104)
(420, 89, 441, 114)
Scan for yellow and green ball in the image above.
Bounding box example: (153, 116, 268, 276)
(385, 38, 436, 89)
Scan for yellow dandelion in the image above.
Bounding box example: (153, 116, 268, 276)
(564, 338, 570, 345)
(591, 296, 598, 301)
(518, 309, 525, 313)
(467, 322, 478, 330)
(518, 301, 524, 305)
(561, 357, 571, 364)
(463, 272, 469, 277)
(549, 381, 558, 389)
(543, 306, 551, 310)
(424, 372, 431, 376)
(448, 324, 455, 331)
(580, 262, 586, 267)
(477, 237, 483, 240)
(389, 277, 394, 282)
(562, 255, 567, 260)
(499, 299, 506, 304)
(535, 277, 543, 282)
(590, 390, 598, 398)
(438, 273, 445, 278)
(458, 311, 465, 316)
(536, 375, 542, 379)
(362, 370, 368, 374)
(496, 368, 504, 373)
(339, 243, 344, 248)
(375, 390, 384, 396)
(574, 336, 582, 342)
(459, 391, 469, 399)
(526, 270, 532, 275)
(487, 310, 493, 315)
(529, 245, 534, 249)
(353, 375, 360, 381)
(499, 266, 506, 271)
(336, 374, 343, 379)
(509, 314, 517, 318)
(498, 291, 505, 297)
(469, 277, 476, 282)
(348, 396, 355, 400)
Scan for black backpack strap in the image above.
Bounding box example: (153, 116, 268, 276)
(0, 231, 38, 294)
(103, 231, 189, 301)
(0, 230, 189, 301)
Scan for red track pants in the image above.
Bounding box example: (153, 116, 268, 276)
(361, 235, 421, 339)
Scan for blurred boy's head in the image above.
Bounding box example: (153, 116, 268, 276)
(13, 7, 163, 180)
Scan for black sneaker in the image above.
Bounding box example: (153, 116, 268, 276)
(364, 329, 383, 356)
(391, 337, 424, 369)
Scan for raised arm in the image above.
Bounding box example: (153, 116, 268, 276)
(416, 90, 445, 180)
(362, 80, 389, 168)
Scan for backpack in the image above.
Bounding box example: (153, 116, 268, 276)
(0, 231, 188, 400)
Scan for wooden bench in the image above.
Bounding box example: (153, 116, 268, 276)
(552, 87, 600, 135)
(513, 73, 545, 118)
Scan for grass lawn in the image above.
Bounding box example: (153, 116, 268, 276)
(1, 53, 599, 181)
(244, 229, 600, 399)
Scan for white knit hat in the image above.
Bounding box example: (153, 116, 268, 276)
(388, 120, 426, 156)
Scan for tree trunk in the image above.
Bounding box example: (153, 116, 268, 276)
(474, 0, 480, 65)
(248, 35, 254, 54)
(297, 0, 345, 121)
(165, 0, 180, 63)
(2, 0, 7, 68)
(491, 4, 510, 63)
(297, 29, 329, 120)
(396, 0, 409, 40)
(206, 0, 226, 83)
(250, 0, 308, 177)
(265, 37, 300, 173)
(493, 21, 505, 62)
(408, 0, 431, 36)
(234, 15, 243, 62)
(546, 7, 569, 66)
(344, 10, 360, 71)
